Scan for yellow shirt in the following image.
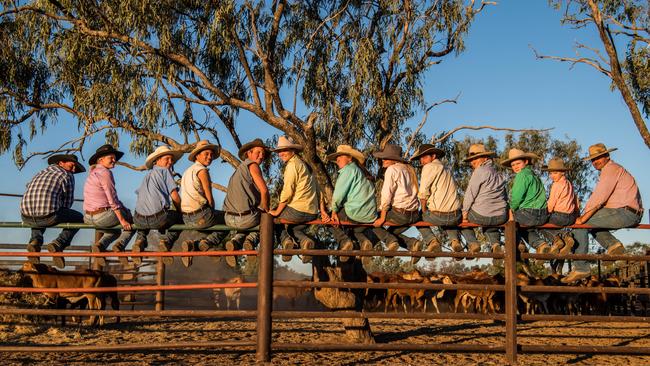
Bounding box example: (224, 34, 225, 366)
(279, 155, 319, 214)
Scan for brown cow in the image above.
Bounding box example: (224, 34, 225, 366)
(452, 271, 500, 314)
(213, 277, 243, 310)
(273, 282, 312, 308)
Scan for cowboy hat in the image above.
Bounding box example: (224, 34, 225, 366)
(89, 144, 124, 166)
(463, 144, 496, 162)
(188, 140, 220, 162)
(145, 146, 184, 169)
(372, 144, 407, 163)
(272, 136, 303, 152)
(583, 143, 618, 161)
(501, 148, 540, 167)
(409, 144, 445, 162)
(47, 154, 86, 173)
(542, 157, 571, 172)
(238, 138, 270, 160)
(326, 145, 366, 165)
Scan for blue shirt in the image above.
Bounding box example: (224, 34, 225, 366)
(331, 162, 377, 223)
(135, 166, 178, 216)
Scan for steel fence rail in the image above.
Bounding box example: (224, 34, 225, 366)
(0, 282, 257, 293)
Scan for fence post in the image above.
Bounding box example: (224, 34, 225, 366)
(256, 213, 274, 364)
(504, 220, 518, 365)
(156, 258, 165, 311)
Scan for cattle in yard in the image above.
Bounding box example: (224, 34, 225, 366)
(452, 271, 500, 314)
(365, 272, 398, 311)
(423, 274, 453, 314)
(213, 277, 243, 310)
(385, 276, 430, 313)
(272, 282, 312, 308)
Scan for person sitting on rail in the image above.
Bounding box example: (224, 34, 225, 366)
(222, 138, 270, 268)
(83, 144, 135, 267)
(20, 154, 86, 269)
(132, 145, 184, 266)
(460, 144, 508, 261)
(501, 148, 549, 256)
(540, 157, 579, 256)
(179, 140, 225, 268)
(410, 144, 463, 260)
(563, 143, 643, 283)
(269, 136, 320, 264)
(322, 144, 377, 264)
(372, 144, 422, 264)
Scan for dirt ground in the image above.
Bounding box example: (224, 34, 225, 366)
(1, 317, 650, 365)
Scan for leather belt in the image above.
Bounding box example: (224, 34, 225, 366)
(183, 205, 209, 216)
(135, 210, 170, 220)
(225, 209, 256, 216)
(624, 206, 643, 216)
(84, 207, 112, 216)
(391, 207, 419, 215)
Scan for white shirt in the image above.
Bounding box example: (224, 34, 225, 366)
(418, 160, 461, 212)
(380, 163, 419, 211)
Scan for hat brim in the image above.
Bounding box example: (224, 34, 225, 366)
(582, 148, 617, 161)
(500, 153, 539, 167)
(47, 155, 86, 173)
(238, 141, 270, 160)
(272, 145, 303, 152)
(541, 166, 570, 172)
(188, 145, 220, 162)
(372, 151, 408, 163)
(145, 150, 184, 169)
(409, 147, 445, 162)
(89, 150, 124, 166)
(326, 151, 365, 165)
(463, 151, 495, 162)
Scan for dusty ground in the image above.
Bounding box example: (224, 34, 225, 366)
(1, 317, 650, 365)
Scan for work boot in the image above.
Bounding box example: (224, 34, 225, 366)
(198, 239, 211, 252)
(92, 245, 106, 267)
(300, 238, 315, 264)
(536, 243, 550, 254)
(491, 243, 504, 266)
(224, 239, 238, 268)
(159, 239, 174, 266)
(243, 238, 256, 267)
(131, 239, 146, 266)
(26, 240, 42, 264)
(181, 240, 194, 268)
(339, 239, 354, 263)
(360, 239, 374, 267)
(47, 242, 65, 269)
(604, 242, 625, 266)
(113, 243, 129, 267)
(561, 270, 590, 284)
(450, 239, 464, 261)
(281, 236, 296, 262)
(559, 233, 575, 256)
(468, 242, 481, 257)
(424, 238, 442, 262)
(385, 241, 400, 259)
(410, 240, 423, 265)
(549, 236, 565, 255)
(518, 242, 529, 254)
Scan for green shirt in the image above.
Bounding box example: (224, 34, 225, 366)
(510, 166, 547, 211)
(331, 162, 377, 223)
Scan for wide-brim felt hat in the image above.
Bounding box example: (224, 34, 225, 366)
(463, 143, 496, 162)
(542, 157, 571, 172)
(272, 136, 303, 152)
(409, 144, 445, 162)
(583, 143, 617, 161)
(500, 148, 540, 167)
(238, 138, 270, 160)
(145, 145, 184, 169)
(373, 144, 407, 163)
(47, 154, 86, 173)
(188, 140, 220, 162)
(89, 144, 124, 166)
(326, 145, 366, 165)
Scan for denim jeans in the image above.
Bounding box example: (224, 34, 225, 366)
(182, 206, 226, 247)
(461, 210, 508, 245)
(514, 208, 549, 249)
(276, 206, 317, 245)
(541, 211, 577, 241)
(417, 210, 461, 244)
(373, 209, 420, 249)
(225, 211, 261, 247)
(22, 208, 84, 249)
(84, 208, 135, 250)
(330, 208, 373, 247)
(134, 210, 182, 248)
(572, 208, 642, 272)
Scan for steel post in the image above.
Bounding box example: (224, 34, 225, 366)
(256, 213, 274, 363)
(504, 220, 518, 365)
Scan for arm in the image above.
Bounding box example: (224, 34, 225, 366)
(417, 164, 435, 212)
(582, 164, 618, 214)
(379, 167, 396, 212)
(269, 202, 287, 217)
(462, 168, 482, 216)
(197, 169, 214, 208)
(61, 174, 75, 209)
(249, 162, 269, 212)
(509, 173, 526, 211)
(331, 166, 352, 213)
(170, 189, 181, 212)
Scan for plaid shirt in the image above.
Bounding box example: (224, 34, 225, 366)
(20, 165, 75, 217)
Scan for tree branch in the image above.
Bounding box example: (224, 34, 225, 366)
(431, 125, 554, 144)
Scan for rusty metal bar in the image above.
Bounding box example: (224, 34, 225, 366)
(520, 345, 650, 355)
(521, 314, 650, 322)
(155, 257, 165, 311)
(0, 308, 257, 317)
(0, 341, 256, 353)
(0, 282, 257, 293)
(504, 220, 518, 365)
(256, 213, 274, 363)
(271, 343, 505, 353)
(272, 311, 505, 320)
(522, 253, 650, 261)
(273, 280, 504, 291)
(520, 285, 650, 294)
(274, 249, 503, 259)
(0, 250, 258, 258)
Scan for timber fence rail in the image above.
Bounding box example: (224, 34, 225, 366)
(0, 215, 649, 364)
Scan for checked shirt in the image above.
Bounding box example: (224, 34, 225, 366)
(20, 165, 75, 217)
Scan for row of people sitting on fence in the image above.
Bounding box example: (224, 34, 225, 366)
(19, 136, 643, 283)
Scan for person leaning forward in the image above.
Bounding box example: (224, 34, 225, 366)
(21, 154, 86, 268)
(180, 140, 225, 268)
(269, 136, 320, 264)
(83, 144, 135, 267)
(222, 138, 270, 268)
(563, 143, 644, 283)
(132, 145, 184, 266)
(410, 144, 463, 260)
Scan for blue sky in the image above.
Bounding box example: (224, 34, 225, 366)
(1, 1, 648, 272)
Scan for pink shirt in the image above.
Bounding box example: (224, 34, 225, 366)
(547, 176, 578, 214)
(583, 160, 642, 213)
(83, 165, 124, 211)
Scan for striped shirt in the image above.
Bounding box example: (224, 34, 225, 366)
(20, 165, 75, 217)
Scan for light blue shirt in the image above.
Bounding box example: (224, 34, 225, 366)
(135, 166, 178, 216)
(331, 162, 377, 223)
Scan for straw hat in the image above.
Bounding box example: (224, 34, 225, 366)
(238, 138, 269, 160)
(89, 144, 124, 165)
(272, 136, 303, 152)
(542, 157, 571, 172)
(409, 144, 445, 162)
(188, 140, 220, 162)
(145, 145, 184, 169)
(583, 143, 617, 161)
(372, 144, 407, 163)
(326, 145, 366, 165)
(500, 148, 540, 167)
(463, 144, 496, 162)
(47, 154, 86, 174)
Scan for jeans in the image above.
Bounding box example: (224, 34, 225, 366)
(134, 210, 182, 248)
(373, 209, 420, 249)
(330, 208, 373, 247)
(514, 208, 549, 249)
(461, 210, 508, 245)
(276, 206, 317, 245)
(84, 208, 135, 250)
(182, 206, 226, 247)
(541, 211, 577, 241)
(417, 210, 461, 244)
(22, 208, 84, 249)
(572, 208, 642, 272)
(225, 211, 261, 247)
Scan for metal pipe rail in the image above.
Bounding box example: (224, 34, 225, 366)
(0, 282, 257, 293)
(273, 280, 504, 291)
